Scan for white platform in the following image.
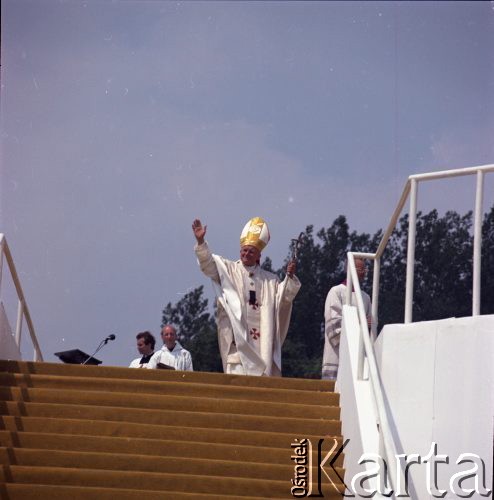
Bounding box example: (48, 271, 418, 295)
(374, 315, 494, 499)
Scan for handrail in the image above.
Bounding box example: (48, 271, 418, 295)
(374, 163, 494, 321)
(347, 252, 405, 496)
(375, 180, 411, 258)
(0, 234, 43, 361)
(343, 163, 494, 498)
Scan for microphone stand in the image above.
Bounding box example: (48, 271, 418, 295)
(82, 336, 115, 365)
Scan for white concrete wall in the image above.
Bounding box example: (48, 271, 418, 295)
(374, 315, 494, 499)
(337, 305, 404, 498)
(0, 301, 21, 360)
(338, 305, 381, 495)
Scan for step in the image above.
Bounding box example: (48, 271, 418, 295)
(0, 431, 345, 467)
(0, 386, 340, 420)
(0, 465, 345, 498)
(0, 483, 270, 500)
(0, 447, 345, 482)
(0, 401, 340, 435)
(0, 372, 338, 406)
(0, 415, 342, 450)
(0, 360, 335, 392)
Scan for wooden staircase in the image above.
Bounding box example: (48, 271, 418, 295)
(0, 360, 344, 499)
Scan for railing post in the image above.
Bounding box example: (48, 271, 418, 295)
(346, 254, 353, 306)
(371, 258, 380, 340)
(347, 255, 365, 380)
(0, 239, 4, 291)
(33, 347, 42, 362)
(15, 299, 24, 349)
(472, 170, 484, 316)
(404, 178, 418, 323)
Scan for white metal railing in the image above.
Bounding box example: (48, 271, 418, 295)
(343, 163, 494, 498)
(0, 234, 43, 361)
(346, 252, 405, 496)
(376, 163, 494, 323)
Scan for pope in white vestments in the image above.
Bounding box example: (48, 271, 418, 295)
(192, 217, 301, 377)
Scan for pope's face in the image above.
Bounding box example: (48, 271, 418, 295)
(240, 245, 261, 267)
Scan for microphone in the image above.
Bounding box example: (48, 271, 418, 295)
(83, 334, 117, 365)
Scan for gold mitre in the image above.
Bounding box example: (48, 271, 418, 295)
(240, 217, 270, 251)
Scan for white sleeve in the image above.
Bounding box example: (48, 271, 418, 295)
(279, 273, 301, 304)
(194, 241, 220, 283)
(324, 287, 343, 340)
(129, 358, 140, 368)
(146, 351, 161, 369)
(185, 351, 193, 371)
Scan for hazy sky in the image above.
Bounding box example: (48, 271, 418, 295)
(1, 1, 493, 366)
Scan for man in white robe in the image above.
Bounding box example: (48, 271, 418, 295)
(147, 325, 193, 371)
(129, 331, 156, 368)
(322, 258, 372, 380)
(192, 217, 301, 377)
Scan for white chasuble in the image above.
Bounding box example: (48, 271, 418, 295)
(195, 242, 301, 376)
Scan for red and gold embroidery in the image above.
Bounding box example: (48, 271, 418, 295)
(249, 328, 260, 340)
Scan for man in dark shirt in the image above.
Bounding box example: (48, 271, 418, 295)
(129, 331, 156, 368)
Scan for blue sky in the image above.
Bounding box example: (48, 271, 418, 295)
(1, 1, 493, 366)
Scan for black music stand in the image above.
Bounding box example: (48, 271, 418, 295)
(54, 349, 102, 365)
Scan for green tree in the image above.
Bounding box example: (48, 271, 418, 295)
(261, 256, 274, 273)
(161, 205, 493, 378)
(376, 215, 407, 328)
(281, 225, 323, 378)
(379, 210, 474, 326)
(481, 205, 494, 315)
(280, 217, 374, 378)
(281, 209, 484, 377)
(413, 210, 473, 321)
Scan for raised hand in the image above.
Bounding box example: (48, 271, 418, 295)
(287, 260, 296, 278)
(192, 219, 207, 244)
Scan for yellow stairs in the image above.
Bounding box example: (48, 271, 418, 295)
(0, 360, 344, 499)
